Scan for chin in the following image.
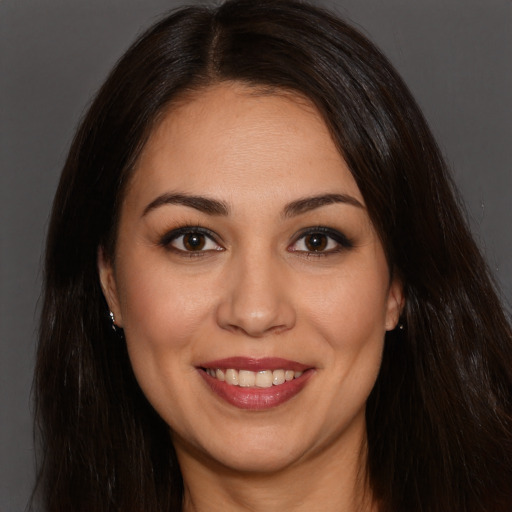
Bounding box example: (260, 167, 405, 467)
(174, 425, 310, 475)
(211, 446, 305, 475)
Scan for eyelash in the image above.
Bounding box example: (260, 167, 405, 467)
(158, 225, 223, 256)
(158, 225, 353, 257)
(289, 226, 354, 256)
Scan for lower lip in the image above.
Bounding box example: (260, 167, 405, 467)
(199, 369, 314, 410)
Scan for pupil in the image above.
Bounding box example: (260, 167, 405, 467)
(184, 233, 205, 251)
(306, 234, 327, 251)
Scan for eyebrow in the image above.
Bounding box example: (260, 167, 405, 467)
(282, 193, 364, 218)
(142, 191, 364, 218)
(142, 193, 230, 217)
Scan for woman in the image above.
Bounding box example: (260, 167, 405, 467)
(34, 0, 512, 511)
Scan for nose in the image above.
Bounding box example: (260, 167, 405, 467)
(215, 251, 296, 338)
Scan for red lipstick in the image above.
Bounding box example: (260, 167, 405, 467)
(199, 357, 310, 372)
(197, 357, 314, 410)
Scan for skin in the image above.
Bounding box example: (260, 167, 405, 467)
(99, 82, 403, 512)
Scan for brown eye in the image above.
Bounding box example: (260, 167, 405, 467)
(183, 233, 206, 251)
(162, 227, 223, 254)
(288, 227, 353, 255)
(304, 233, 328, 251)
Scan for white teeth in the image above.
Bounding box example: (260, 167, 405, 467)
(225, 368, 239, 386)
(239, 370, 256, 387)
(255, 370, 273, 388)
(272, 369, 285, 385)
(207, 368, 305, 387)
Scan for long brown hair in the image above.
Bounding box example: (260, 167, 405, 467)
(34, 1, 512, 510)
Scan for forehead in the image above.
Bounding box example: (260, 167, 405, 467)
(126, 82, 363, 210)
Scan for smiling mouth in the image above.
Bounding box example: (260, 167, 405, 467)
(197, 357, 314, 410)
(203, 368, 304, 388)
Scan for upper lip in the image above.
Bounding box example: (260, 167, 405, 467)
(198, 357, 311, 372)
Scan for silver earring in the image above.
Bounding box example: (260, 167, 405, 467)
(109, 311, 117, 332)
(398, 322, 405, 331)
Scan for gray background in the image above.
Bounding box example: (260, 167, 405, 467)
(1, 1, 511, 510)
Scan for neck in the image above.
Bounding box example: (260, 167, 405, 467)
(176, 426, 376, 512)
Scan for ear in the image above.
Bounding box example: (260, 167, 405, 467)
(384, 276, 404, 331)
(97, 247, 123, 327)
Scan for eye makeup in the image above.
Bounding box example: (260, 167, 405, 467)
(158, 225, 224, 255)
(289, 226, 354, 256)
(156, 222, 354, 259)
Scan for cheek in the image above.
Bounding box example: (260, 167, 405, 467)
(302, 260, 390, 402)
(114, 257, 220, 428)
(306, 267, 390, 347)
(315, 277, 388, 400)
(115, 254, 215, 369)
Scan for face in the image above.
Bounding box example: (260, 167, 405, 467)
(99, 83, 402, 475)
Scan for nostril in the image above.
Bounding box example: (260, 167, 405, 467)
(214, 274, 297, 337)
